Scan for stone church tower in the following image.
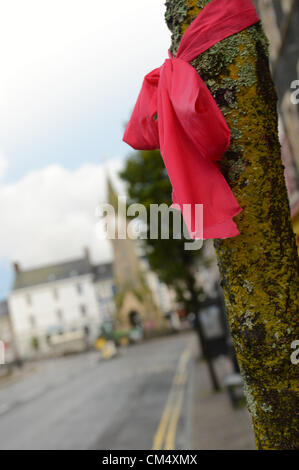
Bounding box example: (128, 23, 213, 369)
(106, 177, 163, 330)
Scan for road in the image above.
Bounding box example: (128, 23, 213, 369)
(0, 332, 195, 450)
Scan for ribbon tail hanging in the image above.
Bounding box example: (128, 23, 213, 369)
(157, 58, 242, 239)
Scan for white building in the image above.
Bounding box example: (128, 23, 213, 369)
(0, 300, 16, 364)
(7, 240, 177, 359)
(139, 256, 177, 315)
(8, 249, 115, 359)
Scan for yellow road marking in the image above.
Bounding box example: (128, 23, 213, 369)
(152, 390, 175, 450)
(164, 383, 185, 450)
(152, 345, 192, 450)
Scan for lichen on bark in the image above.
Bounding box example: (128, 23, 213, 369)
(165, 0, 299, 449)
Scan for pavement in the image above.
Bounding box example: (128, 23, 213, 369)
(191, 354, 256, 450)
(0, 331, 255, 450)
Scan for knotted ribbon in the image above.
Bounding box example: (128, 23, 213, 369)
(123, 0, 260, 239)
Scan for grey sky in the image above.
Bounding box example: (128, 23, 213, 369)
(0, 0, 170, 297)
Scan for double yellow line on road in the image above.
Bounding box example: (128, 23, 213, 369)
(152, 346, 191, 450)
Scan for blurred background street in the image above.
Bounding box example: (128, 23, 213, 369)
(0, 0, 298, 451)
(0, 332, 254, 450)
(0, 333, 193, 450)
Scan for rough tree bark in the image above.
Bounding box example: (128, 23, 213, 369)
(165, 0, 299, 449)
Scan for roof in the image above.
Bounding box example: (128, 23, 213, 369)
(0, 300, 9, 317)
(12, 257, 92, 291)
(93, 263, 113, 282)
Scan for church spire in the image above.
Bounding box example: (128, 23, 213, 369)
(106, 173, 119, 213)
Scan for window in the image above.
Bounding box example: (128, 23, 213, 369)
(76, 283, 83, 295)
(53, 288, 59, 300)
(80, 304, 87, 317)
(56, 309, 63, 322)
(29, 315, 36, 328)
(102, 282, 108, 297)
(99, 282, 109, 298)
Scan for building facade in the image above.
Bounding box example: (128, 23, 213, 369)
(7, 243, 174, 359)
(0, 300, 15, 364)
(8, 251, 115, 359)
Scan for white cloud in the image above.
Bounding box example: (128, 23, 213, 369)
(0, 152, 7, 179)
(0, 0, 169, 151)
(0, 159, 125, 269)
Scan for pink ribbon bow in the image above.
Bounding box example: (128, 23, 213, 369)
(123, 0, 260, 239)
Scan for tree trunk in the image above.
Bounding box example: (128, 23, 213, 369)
(165, 0, 299, 449)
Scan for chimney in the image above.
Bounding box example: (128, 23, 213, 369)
(13, 262, 21, 274)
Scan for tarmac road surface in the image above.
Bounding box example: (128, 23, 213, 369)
(0, 332, 195, 450)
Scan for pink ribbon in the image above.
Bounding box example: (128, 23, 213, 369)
(123, 0, 260, 239)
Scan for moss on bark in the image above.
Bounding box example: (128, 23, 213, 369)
(165, 0, 299, 449)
